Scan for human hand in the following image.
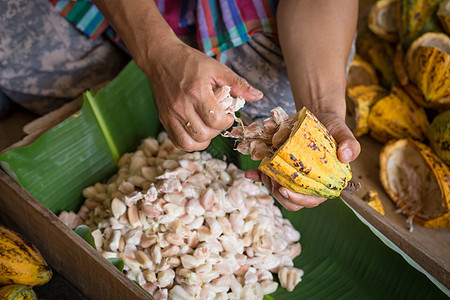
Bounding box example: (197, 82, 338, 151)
(143, 38, 263, 152)
(245, 110, 361, 211)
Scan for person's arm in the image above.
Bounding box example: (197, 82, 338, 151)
(92, 0, 263, 151)
(246, 0, 361, 211)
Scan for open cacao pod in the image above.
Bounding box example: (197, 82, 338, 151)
(368, 0, 399, 43)
(258, 107, 352, 199)
(396, 0, 444, 49)
(380, 138, 450, 229)
(356, 29, 398, 88)
(346, 55, 379, 88)
(404, 32, 450, 107)
(437, 0, 450, 35)
(367, 85, 429, 143)
(427, 109, 450, 165)
(346, 85, 389, 137)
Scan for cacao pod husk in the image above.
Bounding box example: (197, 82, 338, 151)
(346, 85, 389, 137)
(427, 109, 450, 165)
(0, 225, 52, 286)
(368, 85, 429, 143)
(396, 0, 444, 49)
(379, 138, 450, 228)
(258, 107, 352, 199)
(356, 29, 398, 88)
(346, 55, 379, 88)
(437, 0, 450, 35)
(368, 0, 399, 43)
(0, 285, 37, 300)
(363, 190, 386, 215)
(405, 33, 450, 106)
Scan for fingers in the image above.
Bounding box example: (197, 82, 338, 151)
(324, 116, 361, 163)
(181, 107, 222, 143)
(279, 187, 327, 208)
(214, 70, 264, 102)
(194, 91, 235, 131)
(259, 173, 327, 211)
(162, 117, 211, 152)
(244, 169, 262, 182)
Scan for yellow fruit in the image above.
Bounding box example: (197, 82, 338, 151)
(379, 139, 450, 228)
(405, 32, 450, 106)
(346, 85, 389, 137)
(0, 226, 52, 286)
(356, 29, 398, 88)
(258, 107, 352, 199)
(427, 110, 450, 165)
(437, 0, 450, 35)
(346, 55, 379, 88)
(396, 0, 444, 49)
(0, 285, 37, 300)
(363, 190, 385, 215)
(367, 85, 429, 143)
(394, 43, 409, 86)
(368, 0, 399, 43)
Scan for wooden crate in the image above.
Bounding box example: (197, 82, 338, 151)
(0, 169, 150, 299)
(0, 98, 448, 299)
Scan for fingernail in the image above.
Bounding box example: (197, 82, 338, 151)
(342, 148, 353, 163)
(279, 188, 289, 199)
(250, 86, 263, 98)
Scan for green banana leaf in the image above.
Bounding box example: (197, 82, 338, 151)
(0, 61, 447, 299)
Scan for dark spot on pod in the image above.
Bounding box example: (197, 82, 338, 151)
(291, 173, 298, 179)
(297, 160, 311, 175)
(289, 154, 298, 162)
(307, 142, 319, 151)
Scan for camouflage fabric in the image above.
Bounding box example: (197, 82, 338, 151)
(0, 0, 129, 115)
(226, 33, 356, 123)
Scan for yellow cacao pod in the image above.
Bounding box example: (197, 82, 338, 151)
(346, 55, 379, 88)
(356, 29, 398, 88)
(396, 0, 444, 49)
(368, 85, 429, 143)
(405, 32, 450, 107)
(346, 84, 389, 137)
(427, 110, 450, 165)
(363, 190, 385, 215)
(258, 107, 352, 199)
(379, 138, 450, 228)
(0, 226, 52, 286)
(368, 0, 399, 43)
(0, 285, 37, 300)
(437, 0, 450, 35)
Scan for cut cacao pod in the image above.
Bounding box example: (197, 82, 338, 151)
(427, 109, 450, 165)
(346, 55, 379, 88)
(346, 85, 389, 137)
(367, 85, 429, 143)
(393, 43, 409, 86)
(356, 29, 398, 88)
(258, 107, 352, 199)
(437, 0, 450, 35)
(379, 138, 450, 229)
(405, 32, 450, 106)
(368, 0, 399, 42)
(363, 190, 386, 215)
(0, 225, 52, 286)
(0, 284, 38, 300)
(396, 0, 444, 49)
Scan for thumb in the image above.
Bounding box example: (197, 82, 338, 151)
(215, 69, 263, 101)
(323, 115, 361, 163)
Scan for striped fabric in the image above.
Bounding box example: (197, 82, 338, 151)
(196, 0, 278, 57)
(50, 0, 279, 57)
(50, 0, 114, 40)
